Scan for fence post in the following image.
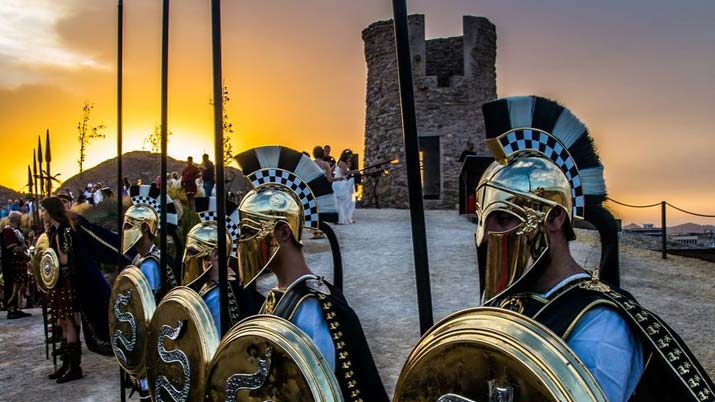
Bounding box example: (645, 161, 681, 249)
(661, 201, 667, 259)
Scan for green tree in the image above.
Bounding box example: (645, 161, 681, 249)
(76, 103, 106, 173)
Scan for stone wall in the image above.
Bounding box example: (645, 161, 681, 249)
(361, 15, 497, 209)
(425, 37, 463, 86)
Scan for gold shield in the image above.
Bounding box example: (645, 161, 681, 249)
(108, 265, 157, 376)
(393, 307, 606, 402)
(205, 315, 343, 402)
(146, 286, 219, 402)
(31, 233, 50, 293)
(39, 248, 60, 291)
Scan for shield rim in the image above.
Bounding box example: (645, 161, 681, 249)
(39, 248, 60, 291)
(108, 265, 158, 376)
(204, 314, 344, 402)
(146, 286, 219, 402)
(393, 307, 607, 402)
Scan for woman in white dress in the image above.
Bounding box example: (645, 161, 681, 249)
(334, 149, 358, 224)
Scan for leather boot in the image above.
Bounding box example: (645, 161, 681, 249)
(56, 342, 83, 383)
(48, 347, 69, 380)
(52, 339, 67, 358)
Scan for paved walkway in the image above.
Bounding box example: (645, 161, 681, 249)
(1, 209, 713, 401)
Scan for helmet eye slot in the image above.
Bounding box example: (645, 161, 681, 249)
(485, 210, 523, 235)
(239, 220, 263, 240)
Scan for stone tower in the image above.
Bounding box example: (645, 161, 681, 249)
(361, 15, 496, 209)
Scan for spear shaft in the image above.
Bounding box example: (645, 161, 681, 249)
(45, 129, 51, 195)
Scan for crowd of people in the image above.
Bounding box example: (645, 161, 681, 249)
(0, 199, 32, 218)
(1, 123, 714, 401)
(1, 192, 118, 383)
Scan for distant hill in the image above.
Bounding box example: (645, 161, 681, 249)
(57, 151, 250, 196)
(0, 184, 23, 203)
(668, 222, 715, 234)
(623, 223, 642, 230)
(624, 222, 715, 234)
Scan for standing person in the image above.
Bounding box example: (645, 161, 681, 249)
(92, 183, 104, 205)
(118, 185, 179, 400)
(181, 156, 201, 209)
(1, 211, 31, 319)
(57, 193, 73, 210)
(122, 177, 131, 198)
(200, 153, 215, 197)
(471, 96, 713, 401)
(182, 197, 263, 334)
(235, 146, 389, 402)
(458, 140, 476, 163)
(312, 146, 335, 182)
(40, 197, 84, 383)
(122, 185, 179, 298)
(311, 146, 335, 239)
(323, 144, 336, 167)
(334, 149, 358, 224)
(83, 185, 94, 205)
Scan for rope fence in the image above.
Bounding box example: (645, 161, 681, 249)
(606, 197, 715, 259)
(665, 202, 715, 218)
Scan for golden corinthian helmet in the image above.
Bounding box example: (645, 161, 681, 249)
(122, 184, 177, 255)
(477, 96, 607, 302)
(181, 197, 241, 289)
(234, 146, 339, 286)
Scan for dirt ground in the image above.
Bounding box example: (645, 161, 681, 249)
(0, 209, 712, 401)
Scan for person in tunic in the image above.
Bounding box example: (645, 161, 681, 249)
(41, 197, 84, 383)
(122, 184, 180, 299)
(1, 211, 31, 318)
(234, 145, 389, 402)
(475, 95, 714, 402)
(181, 156, 201, 208)
(181, 196, 263, 335)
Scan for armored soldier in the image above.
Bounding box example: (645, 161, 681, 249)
(1, 211, 31, 318)
(472, 96, 713, 401)
(234, 145, 389, 402)
(40, 197, 84, 383)
(181, 196, 263, 334)
(393, 96, 714, 402)
(122, 184, 179, 297)
(114, 184, 180, 399)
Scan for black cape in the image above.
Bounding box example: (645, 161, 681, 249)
(71, 216, 130, 355)
(261, 277, 390, 402)
(489, 277, 715, 402)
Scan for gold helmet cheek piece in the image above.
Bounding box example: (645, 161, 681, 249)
(481, 213, 551, 302)
(181, 222, 231, 289)
(237, 219, 280, 287)
(237, 186, 304, 286)
(476, 181, 557, 302)
(122, 205, 158, 255)
(122, 225, 142, 256)
(181, 242, 212, 289)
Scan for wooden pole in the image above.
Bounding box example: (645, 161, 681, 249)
(116, 2, 127, 401)
(210, 0, 229, 336)
(159, 0, 170, 284)
(37, 137, 44, 199)
(661, 201, 667, 259)
(45, 129, 51, 195)
(391, 0, 434, 334)
(27, 165, 35, 227)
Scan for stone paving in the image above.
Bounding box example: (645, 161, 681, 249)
(1, 209, 713, 401)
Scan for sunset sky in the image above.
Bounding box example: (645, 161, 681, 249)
(0, 0, 713, 225)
